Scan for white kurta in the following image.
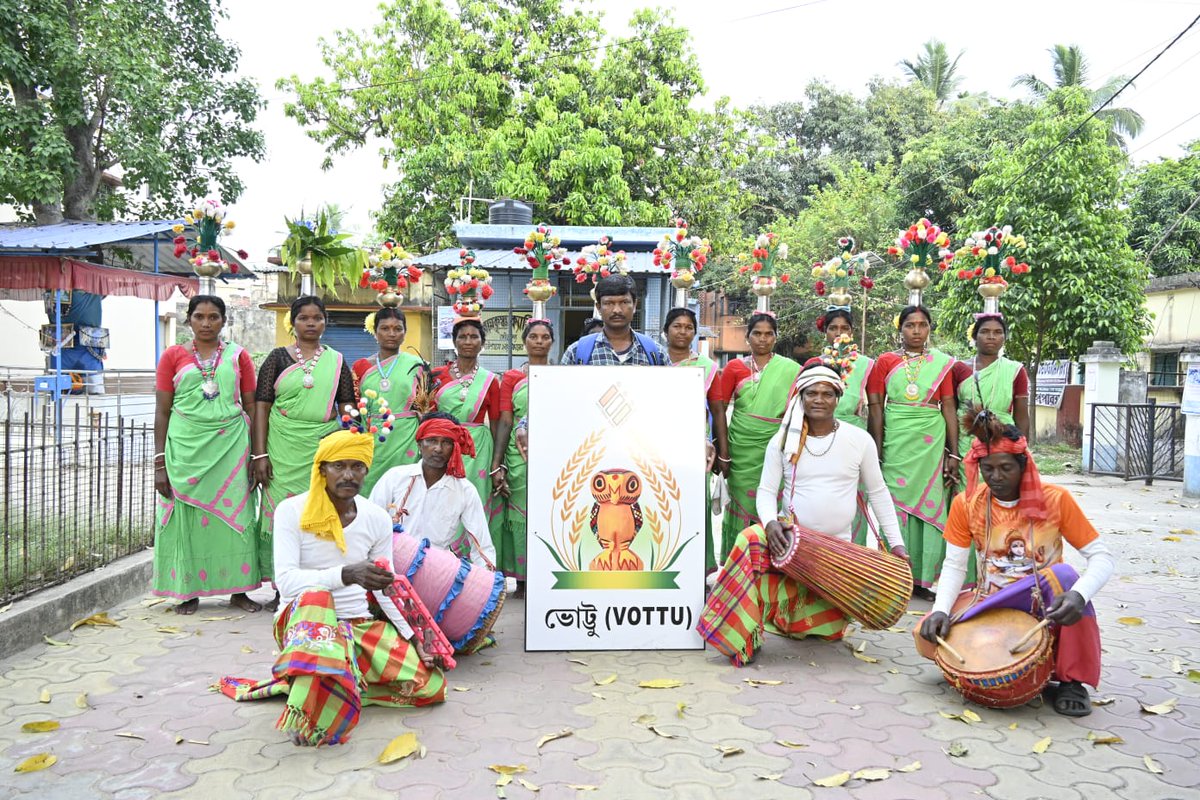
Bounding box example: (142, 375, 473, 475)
(755, 421, 905, 550)
(369, 463, 497, 569)
(272, 493, 395, 621)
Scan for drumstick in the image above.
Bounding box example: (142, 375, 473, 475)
(1009, 618, 1051, 654)
(936, 636, 966, 664)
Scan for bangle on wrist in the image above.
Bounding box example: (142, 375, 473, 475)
(153, 452, 166, 460)
(251, 453, 270, 461)
(716, 455, 731, 463)
(945, 452, 962, 462)
(155, 466, 166, 472)
(489, 465, 507, 476)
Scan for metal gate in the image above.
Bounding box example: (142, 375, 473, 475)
(1087, 400, 1184, 483)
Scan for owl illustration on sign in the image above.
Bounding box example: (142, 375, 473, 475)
(587, 469, 644, 571)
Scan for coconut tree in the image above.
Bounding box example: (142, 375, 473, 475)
(900, 40, 965, 107)
(1013, 44, 1145, 149)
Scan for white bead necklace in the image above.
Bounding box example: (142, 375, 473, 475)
(293, 342, 324, 389)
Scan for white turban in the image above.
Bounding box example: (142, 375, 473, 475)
(780, 365, 845, 459)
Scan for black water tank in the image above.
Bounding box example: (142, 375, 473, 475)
(488, 198, 533, 225)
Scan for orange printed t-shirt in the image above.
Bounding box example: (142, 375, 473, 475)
(943, 483, 1099, 595)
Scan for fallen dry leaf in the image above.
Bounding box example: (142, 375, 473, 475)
(38, 689, 51, 703)
(590, 692, 605, 700)
(1188, 619, 1200, 625)
(142, 598, 168, 607)
(1116, 617, 1144, 626)
(378, 732, 421, 764)
(1091, 696, 1116, 706)
(1187, 669, 1200, 683)
(156, 626, 183, 634)
(885, 627, 908, 633)
(566, 658, 588, 666)
(0, 603, 11, 614)
(74, 694, 88, 709)
(1032, 737, 1052, 754)
(1144, 755, 1164, 774)
(638, 679, 685, 689)
(186, 740, 209, 746)
(961, 709, 982, 723)
(42, 636, 70, 647)
(488, 764, 528, 776)
(648, 726, 677, 739)
(887, 669, 899, 674)
(13, 753, 56, 772)
(852, 652, 880, 664)
(855, 640, 866, 653)
(1140, 698, 1178, 715)
(1170, 657, 1184, 674)
(175, 736, 184, 745)
(945, 741, 969, 758)
(635, 713, 656, 726)
(1090, 734, 1124, 746)
(1149, 647, 1165, 653)
(536, 728, 572, 750)
(593, 674, 617, 686)
(755, 773, 784, 781)
(21, 721, 60, 733)
(69, 613, 119, 631)
(812, 771, 852, 788)
(1008, 722, 1019, 730)
(240, 645, 254, 654)
(1162, 536, 1182, 542)
(566, 786, 597, 792)
(1169, 528, 1197, 535)
(452, 686, 471, 693)
(743, 679, 784, 687)
(676, 702, 687, 718)
(775, 739, 807, 749)
(897, 761, 921, 772)
(853, 768, 891, 781)
(517, 778, 540, 792)
(715, 745, 744, 758)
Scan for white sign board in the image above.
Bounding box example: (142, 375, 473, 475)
(525, 365, 707, 650)
(1183, 364, 1200, 415)
(1035, 359, 1071, 408)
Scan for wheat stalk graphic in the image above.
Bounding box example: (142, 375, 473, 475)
(547, 430, 604, 571)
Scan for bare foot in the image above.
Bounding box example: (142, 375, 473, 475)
(230, 593, 262, 613)
(174, 598, 199, 615)
(262, 591, 280, 613)
(289, 732, 314, 747)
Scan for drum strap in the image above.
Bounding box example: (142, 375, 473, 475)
(854, 492, 889, 551)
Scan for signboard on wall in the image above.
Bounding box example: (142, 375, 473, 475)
(1035, 360, 1071, 408)
(525, 365, 706, 651)
(436, 307, 532, 355)
(1182, 364, 1200, 415)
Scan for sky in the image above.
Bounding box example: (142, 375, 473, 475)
(218, 0, 1200, 262)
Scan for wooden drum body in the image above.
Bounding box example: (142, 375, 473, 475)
(935, 608, 1053, 709)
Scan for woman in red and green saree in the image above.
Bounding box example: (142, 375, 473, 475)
(491, 319, 554, 587)
(867, 305, 959, 599)
(153, 295, 260, 615)
(352, 307, 425, 495)
(253, 296, 357, 592)
(710, 312, 802, 563)
(817, 307, 875, 545)
(664, 307, 719, 573)
(432, 317, 501, 524)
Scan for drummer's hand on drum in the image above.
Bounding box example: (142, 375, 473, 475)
(889, 545, 910, 564)
(765, 520, 791, 560)
(342, 560, 394, 591)
(919, 611, 951, 643)
(412, 638, 442, 670)
(1045, 590, 1086, 626)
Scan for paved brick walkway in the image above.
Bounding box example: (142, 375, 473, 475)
(2, 475, 1198, 799)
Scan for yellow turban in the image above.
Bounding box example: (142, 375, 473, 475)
(300, 430, 375, 552)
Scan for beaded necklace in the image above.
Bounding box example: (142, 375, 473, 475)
(293, 343, 324, 389)
(451, 359, 479, 402)
(900, 349, 926, 401)
(192, 341, 224, 400)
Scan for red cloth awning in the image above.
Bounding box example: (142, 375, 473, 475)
(0, 256, 198, 301)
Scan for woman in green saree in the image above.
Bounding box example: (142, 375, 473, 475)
(491, 319, 554, 586)
(352, 307, 425, 495)
(153, 295, 261, 614)
(954, 314, 1030, 480)
(663, 307, 720, 573)
(253, 296, 356, 596)
(710, 313, 801, 563)
(867, 305, 959, 599)
(432, 318, 502, 527)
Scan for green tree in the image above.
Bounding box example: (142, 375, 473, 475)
(0, 0, 265, 223)
(936, 88, 1150, 435)
(1128, 140, 1200, 277)
(1013, 44, 1145, 149)
(278, 0, 746, 252)
(899, 39, 965, 107)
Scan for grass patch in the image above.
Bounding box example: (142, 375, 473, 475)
(1031, 442, 1081, 476)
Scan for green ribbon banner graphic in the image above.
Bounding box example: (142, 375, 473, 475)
(551, 571, 680, 590)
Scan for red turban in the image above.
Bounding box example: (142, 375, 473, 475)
(963, 432, 1047, 520)
(415, 418, 476, 479)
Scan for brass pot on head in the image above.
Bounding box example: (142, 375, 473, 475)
(377, 290, 402, 307)
(978, 280, 1008, 315)
(904, 267, 931, 306)
(752, 276, 776, 313)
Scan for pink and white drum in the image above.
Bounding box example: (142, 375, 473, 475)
(392, 533, 506, 653)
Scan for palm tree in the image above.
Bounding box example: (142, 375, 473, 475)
(1013, 44, 1145, 149)
(900, 40, 965, 107)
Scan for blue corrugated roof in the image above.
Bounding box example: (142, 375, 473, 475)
(0, 220, 181, 251)
(421, 248, 664, 274)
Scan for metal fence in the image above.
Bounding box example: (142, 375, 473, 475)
(1087, 400, 1184, 484)
(1, 391, 155, 603)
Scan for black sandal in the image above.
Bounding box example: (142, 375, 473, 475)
(1051, 680, 1092, 717)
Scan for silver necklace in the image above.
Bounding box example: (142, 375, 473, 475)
(804, 421, 840, 457)
(293, 343, 324, 389)
(192, 341, 223, 400)
(451, 359, 479, 402)
(375, 352, 399, 392)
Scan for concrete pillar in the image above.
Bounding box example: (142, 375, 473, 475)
(1180, 347, 1200, 497)
(1080, 340, 1123, 472)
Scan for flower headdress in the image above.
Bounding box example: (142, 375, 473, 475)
(445, 249, 493, 316)
(811, 236, 870, 311)
(888, 219, 953, 306)
(819, 333, 860, 379)
(953, 225, 1030, 316)
(361, 240, 422, 305)
(340, 391, 395, 444)
(573, 235, 628, 284)
(653, 219, 711, 288)
(174, 199, 243, 279)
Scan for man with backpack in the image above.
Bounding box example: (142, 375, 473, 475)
(561, 275, 665, 366)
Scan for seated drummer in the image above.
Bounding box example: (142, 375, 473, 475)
(369, 411, 498, 570)
(697, 360, 908, 665)
(220, 430, 446, 745)
(917, 406, 1115, 716)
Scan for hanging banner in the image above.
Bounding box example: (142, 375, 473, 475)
(436, 307, 531, 356)
(525, 365, 707, 650)
(1035, 359, 1071, 408)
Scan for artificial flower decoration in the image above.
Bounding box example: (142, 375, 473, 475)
(360, 239, 422, 302)
(810, 236, 870, 307)
(340, 391, 395, 444)
(653, 218, 711, 288)
(445, 249, 493, 316)
(176, 198, 238, 277)
(953, 225, 1031, 283)
(820, 333, 860, 379)
(573, 235, 628, 284)
(514, 225, 568, 300)
(887, 218, 954, 270)
(739, 231, 790, 300)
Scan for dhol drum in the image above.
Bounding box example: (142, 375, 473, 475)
(392, 532, 506, 653)
(935, 608, 1054, 709)
(770, 521, 912, 630)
